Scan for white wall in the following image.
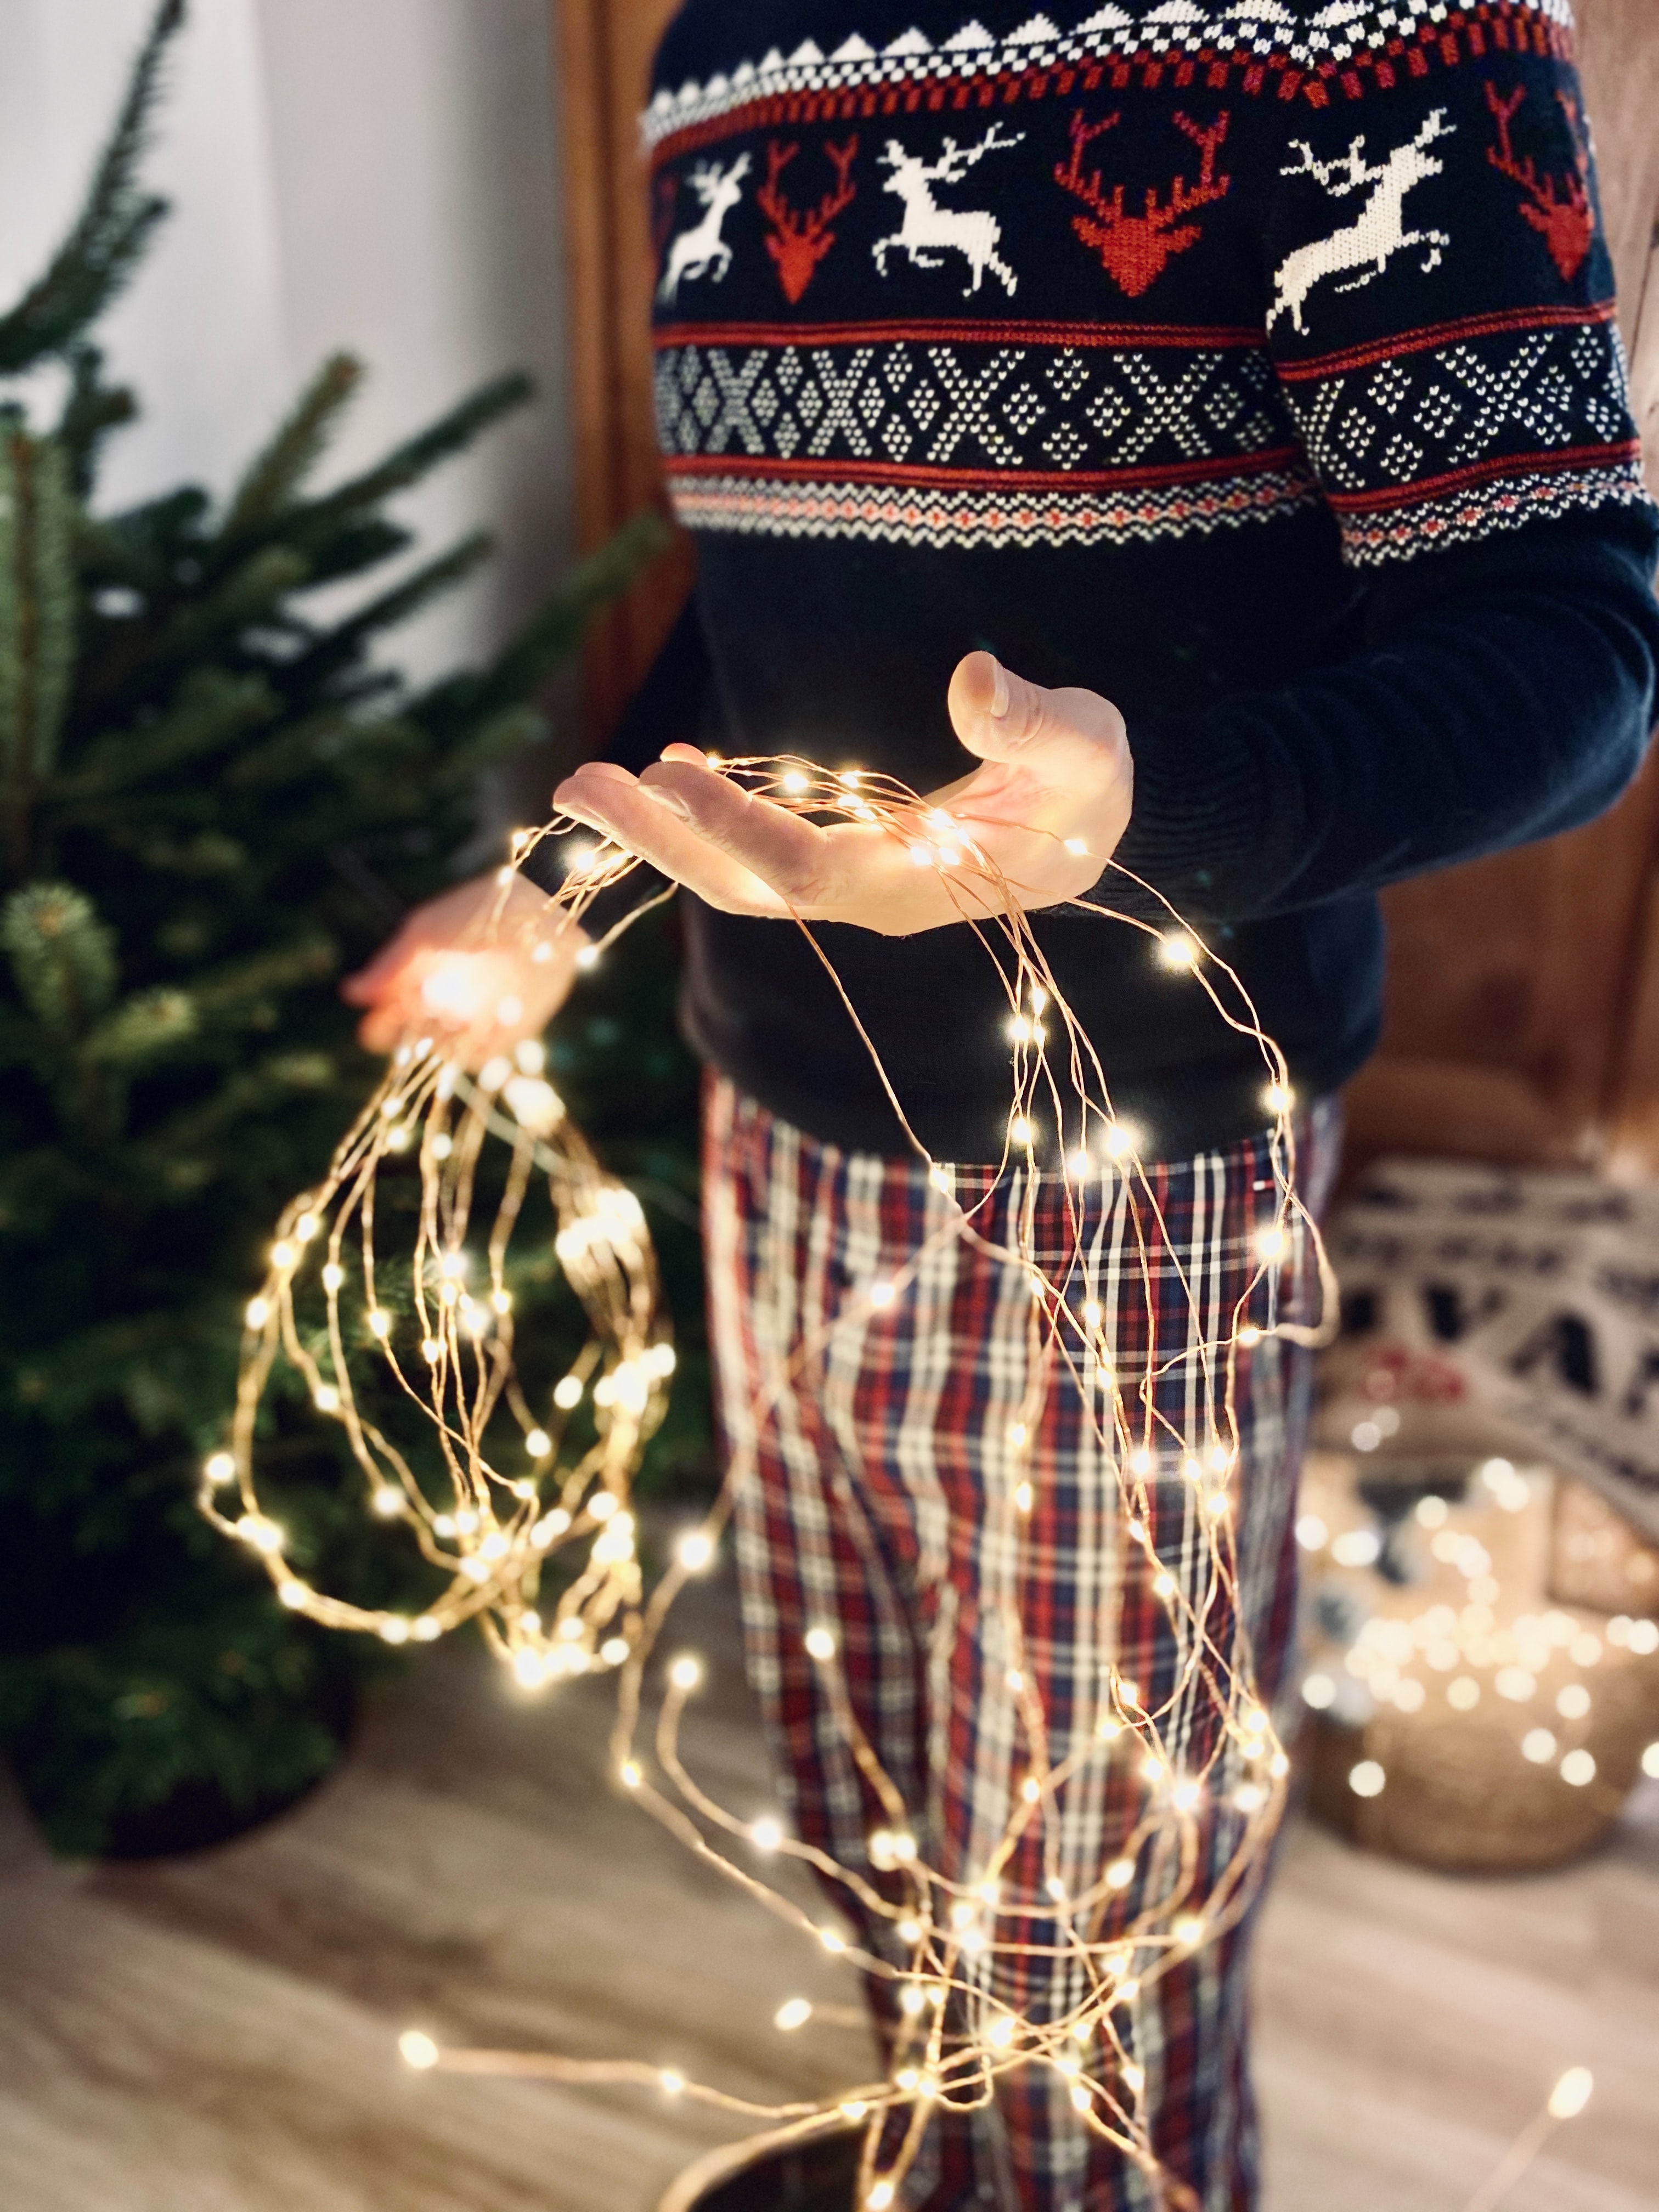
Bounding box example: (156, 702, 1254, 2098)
(0, 0, 573, 688)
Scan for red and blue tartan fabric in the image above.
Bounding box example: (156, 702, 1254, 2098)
(704, 1076, 1342, 2211)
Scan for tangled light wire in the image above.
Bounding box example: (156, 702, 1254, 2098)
(211, 755, 1341, 2210)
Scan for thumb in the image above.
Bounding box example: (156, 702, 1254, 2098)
(948, 651, 1126, 780)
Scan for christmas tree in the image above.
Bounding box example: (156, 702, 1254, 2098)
(0, 0, 673, 1854)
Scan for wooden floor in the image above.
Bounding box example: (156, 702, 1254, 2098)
(2, 1565, 1656, 2212)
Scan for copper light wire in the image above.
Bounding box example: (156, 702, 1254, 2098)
(211, 758, 1338, 2209)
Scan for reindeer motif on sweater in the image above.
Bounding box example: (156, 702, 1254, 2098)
(872, 126, 1024, 298)
(1269, 111, 1455, 336)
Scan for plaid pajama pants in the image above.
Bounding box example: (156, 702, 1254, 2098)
(703, 1076, 1340, 2212)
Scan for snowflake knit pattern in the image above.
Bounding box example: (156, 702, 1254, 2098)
(647, 0, 1642, 566)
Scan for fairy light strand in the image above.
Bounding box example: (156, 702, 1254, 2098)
(217, 757, 1344, 2208)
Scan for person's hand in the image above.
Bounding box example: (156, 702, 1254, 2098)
(341, 871, 587, 1065)
(551, 653, 1132, 936)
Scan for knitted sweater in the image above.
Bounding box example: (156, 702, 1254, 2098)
(604, 0, 1659, 1164)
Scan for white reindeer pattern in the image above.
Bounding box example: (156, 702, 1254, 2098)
(1268, 109, 1455, 335)
(872, 126, 1025, 297)
(659, 154, 753, 304)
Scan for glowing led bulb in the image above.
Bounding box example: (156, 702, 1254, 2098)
(203, 1452, 236, 1487)
(1105, 1857, 1136, 1890)
(774, 1998, 813, 2032)
(1550, 2067, 1594, 2120)
(399, 2030, 439, 2071)
(1348, 1760, 1386, 1798)
(372, 1486, 404, 1519)
(804, 1627, 837, 1662)
(1158, 933, 1198, 970)
(750, 1818, 783, 1852)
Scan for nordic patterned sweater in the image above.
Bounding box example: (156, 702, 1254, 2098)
(605, 0, 1659, 1165)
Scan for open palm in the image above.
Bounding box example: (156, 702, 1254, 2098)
(551, 653, 1133, 936)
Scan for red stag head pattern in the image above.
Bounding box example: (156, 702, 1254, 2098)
(1055, 110, 1232, 300)
(758, 137, 860, 303)
(1485, 82, 1594, 284)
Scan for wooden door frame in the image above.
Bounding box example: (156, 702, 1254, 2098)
(555, 0, 692, 745)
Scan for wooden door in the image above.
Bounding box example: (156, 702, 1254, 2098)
(553, 0, 1659, 1170)
(556, 0, 691, 743)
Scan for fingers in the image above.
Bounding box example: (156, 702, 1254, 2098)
(947, 652, 1128, 783)
(554, 763, 793, 916)
(639, 760, 830, 898)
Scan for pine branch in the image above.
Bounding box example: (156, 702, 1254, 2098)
(82, 986, 196, 1067)
(410, 510, 670, 740)
(0, 0, 186, 375)
(222, 708, 415, 795)
(137, 1049, 336, 1158)
(287, 373, 535, 544)
(2, 884, 117, 1036)
(223, 354, 364, 536)
(54, 669, 275, 803)
(430, 704, 548, 792)
(276, 531, 494, 695)
(187, 937, 337, 1013)
(0, 434, 77, 872)
(55, 345, 139, 499)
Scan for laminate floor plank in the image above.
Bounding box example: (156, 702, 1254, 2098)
(0, 1568, 1654, 2210)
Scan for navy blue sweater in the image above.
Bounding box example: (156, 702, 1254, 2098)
(599, 1, 1659, 1164)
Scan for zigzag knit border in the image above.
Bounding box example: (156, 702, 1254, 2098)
(644, 2, 1573, 156)
(664, 461, 1323, 545)
(1339, 457, 1651, 563)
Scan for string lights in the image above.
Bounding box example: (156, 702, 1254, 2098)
(1299, 1451, 1659, 1822)
(214, 756, 1350, 2208)
(202, 842, 673, 1684)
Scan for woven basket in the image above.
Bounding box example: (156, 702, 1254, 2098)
(1307, 1672, 1656, 1872)
(1298, 1447, 1659, 1873)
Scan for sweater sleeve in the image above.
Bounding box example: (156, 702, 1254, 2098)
(1112, 503, 1659, 922)
(1113, 13, 1659, 923)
